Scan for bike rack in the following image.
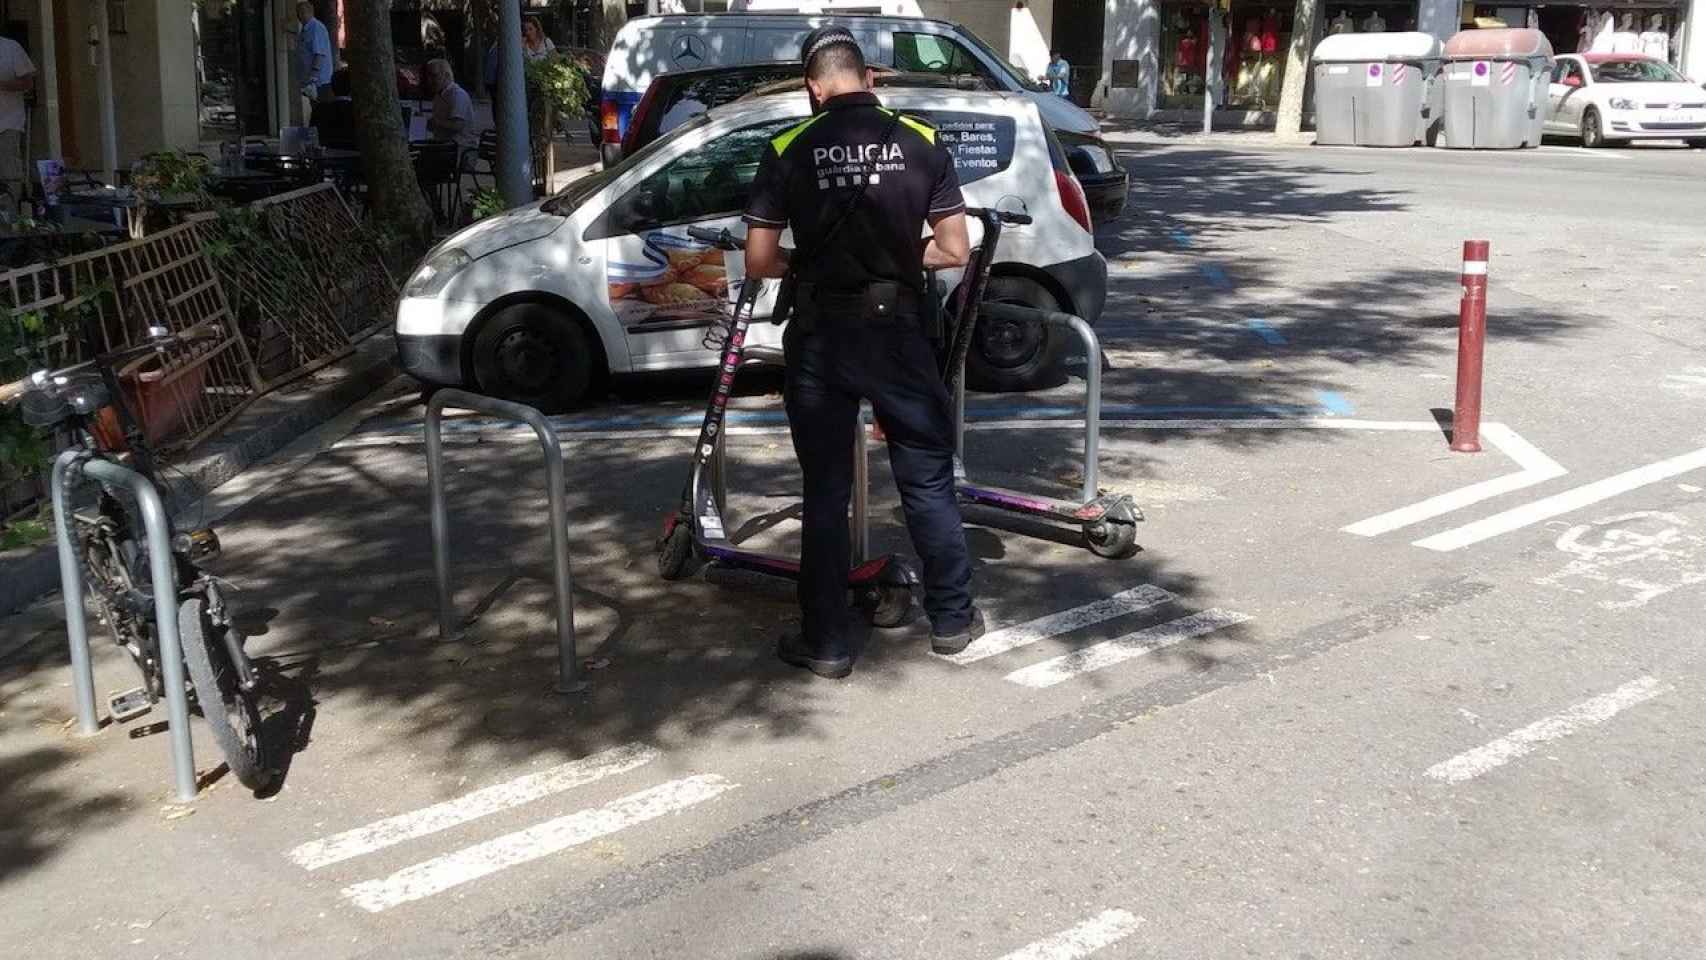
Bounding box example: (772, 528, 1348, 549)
(52, 450, 200, 802)
(954, 303, 1103, 504)
(425, 389, 585, 694)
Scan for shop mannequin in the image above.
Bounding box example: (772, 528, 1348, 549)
(1260, 10, 1279, 53)
(1361, 10, 1386, 32)
(1330, 10, 1354, 34)
(1590, 10, 1615, 52)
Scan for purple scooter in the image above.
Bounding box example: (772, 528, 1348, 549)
(942, 208, 1141, 559)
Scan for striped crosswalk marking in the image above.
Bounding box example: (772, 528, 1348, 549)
(288, 743, 659, 871)
(341, 775, 736, 913)
(1004, 610, 1252, 689)
(995, 909, 1144, 960)
(938, 585, 1176, 665)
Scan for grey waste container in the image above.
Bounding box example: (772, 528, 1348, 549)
(1311, 32, 1445, 147)
(1440, 28, 1554, 148)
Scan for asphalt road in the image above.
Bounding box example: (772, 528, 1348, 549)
(4, 135, 1706, 960)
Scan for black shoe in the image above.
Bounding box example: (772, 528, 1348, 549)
(930, 607, 985, 655)
(778, 631, 853, 679)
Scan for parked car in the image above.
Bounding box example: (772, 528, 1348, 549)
(1547, 53, 1706, 148)
(597, 13, 1125, 223)
(396, 87, 1107, 408)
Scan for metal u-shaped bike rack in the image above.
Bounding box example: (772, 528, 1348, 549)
(52, 449, 200, 802)
(425, 389, 585, 694)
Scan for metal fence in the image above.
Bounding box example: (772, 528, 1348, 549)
(0, 184, 396, 522)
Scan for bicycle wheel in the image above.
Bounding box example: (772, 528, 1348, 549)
(179, 596, 271, 790)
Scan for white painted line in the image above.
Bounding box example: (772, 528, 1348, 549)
(996, 909, 1145, 960)
(1415, 446, 1706, 551)
(289, 743, 660, 871)
(940, 584, 1175, 665)
(1343, 422, 1567, 537)
(1005, 610, 1251, 689)
(1425, 676, 1667, 783)
(341, 774, 735, 912)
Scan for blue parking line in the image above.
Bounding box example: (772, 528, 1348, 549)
(1168, 228, 1192, 247)
(355, 400, 1342, 440)
(1199, 264, 1231, 289)
(1314, 390, 1355, 416)
(1246, 318, 1287, 345)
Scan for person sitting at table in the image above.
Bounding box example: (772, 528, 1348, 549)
(425, 58, 477, 149)
(311, 68, 357, 150)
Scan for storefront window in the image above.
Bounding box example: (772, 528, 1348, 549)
(1158, 1, 1296, 111)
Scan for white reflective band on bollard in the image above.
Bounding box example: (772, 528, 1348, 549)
(1462, 261, 1488, 275)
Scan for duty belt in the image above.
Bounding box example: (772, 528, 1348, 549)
(792, 280, 923, 334)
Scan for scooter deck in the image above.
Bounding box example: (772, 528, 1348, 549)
(957, 483, 1141, 525)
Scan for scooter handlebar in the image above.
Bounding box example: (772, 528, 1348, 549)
(687, 226, 744, 250)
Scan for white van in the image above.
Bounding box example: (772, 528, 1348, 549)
(397, 87, 1107, 409)
(597, 13, 1101, 166)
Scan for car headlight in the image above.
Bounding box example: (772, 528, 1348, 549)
(1607, 97, 1638, 111)
(404, 248, 472, 298)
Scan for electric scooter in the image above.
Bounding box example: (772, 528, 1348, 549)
(943, 207, 1142, 559)
(655, 225, 918, 628)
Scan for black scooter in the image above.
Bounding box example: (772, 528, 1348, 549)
(655, 225, 918, 627)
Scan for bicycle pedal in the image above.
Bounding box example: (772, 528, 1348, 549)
(108, 687, 152, 723)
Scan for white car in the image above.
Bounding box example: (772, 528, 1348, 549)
(395, 87, 1107, 409)
(1546, 53, 1706, 148)
(597, 13, 1103, 167)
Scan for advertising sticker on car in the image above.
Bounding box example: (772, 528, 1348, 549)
(919, 112, 1017, 185)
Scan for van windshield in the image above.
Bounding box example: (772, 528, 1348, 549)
(953, 27, 1046, 91)
(542, 113, 712, 215)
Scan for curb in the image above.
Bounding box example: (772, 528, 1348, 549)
(0, 337, 399, 616)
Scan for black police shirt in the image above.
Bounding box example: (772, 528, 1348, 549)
(743, 92, 965, 292)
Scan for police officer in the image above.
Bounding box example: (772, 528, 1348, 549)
(743, 26, 983, 679)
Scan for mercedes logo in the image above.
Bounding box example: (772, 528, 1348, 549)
(672, 34, 705, 65)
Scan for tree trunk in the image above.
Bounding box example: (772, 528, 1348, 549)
(346, 0, 434, 257)
(1275, 0, 1320, 139)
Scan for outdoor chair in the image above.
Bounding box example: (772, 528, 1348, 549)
(412, 140, 462, 226)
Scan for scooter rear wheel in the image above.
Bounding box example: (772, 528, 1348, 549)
(657, 520, 695, 580)
(1084, 500, 1140, 560)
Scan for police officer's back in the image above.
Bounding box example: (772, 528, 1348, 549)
(742, 28, 984, 679)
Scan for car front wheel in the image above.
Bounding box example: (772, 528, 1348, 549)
(964, 275, 1070, 394)
(470, 303, 598, 412)
(1580, 109, 1607, 148)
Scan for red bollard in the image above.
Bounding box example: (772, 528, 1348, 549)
(1451, 240, 1489, 453)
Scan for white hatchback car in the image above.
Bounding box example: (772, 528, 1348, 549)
(1546, 53, 1706, 148)
(395, 87, 1108, 408)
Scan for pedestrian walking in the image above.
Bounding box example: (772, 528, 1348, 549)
(295, 2, 334, 121)
(0, 31, 34, 202)
(741, 26, 983, 679)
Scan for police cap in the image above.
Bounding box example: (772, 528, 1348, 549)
(799, 26, 861, 67)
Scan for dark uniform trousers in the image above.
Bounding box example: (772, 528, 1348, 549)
(784, 312, 973, 654)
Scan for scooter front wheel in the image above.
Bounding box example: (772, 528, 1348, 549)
(861, 582, 917, 628)
(1084, 500, 1140, 560)
(657, 518, 695, 580)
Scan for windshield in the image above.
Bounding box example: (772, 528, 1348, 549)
(542, 113, 712, 215)
(1591, 59, 1687, 83)
(953, 26, 1045, 90)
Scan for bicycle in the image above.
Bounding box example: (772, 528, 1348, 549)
(1, 323, 272, 789)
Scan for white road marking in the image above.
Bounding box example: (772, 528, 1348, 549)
(1535, 511, 1706, 610)
(1343, 422, 1566, 537)
(1425, 676, 1667, 783)
(939, 584, 1176, 665)
(995, 909, 1145, 960)
(341, 774, 735, 913)
(288, 743, 660, 870)
(1415, 445, 1706, 551)
(1005, 610, 1251, 689)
